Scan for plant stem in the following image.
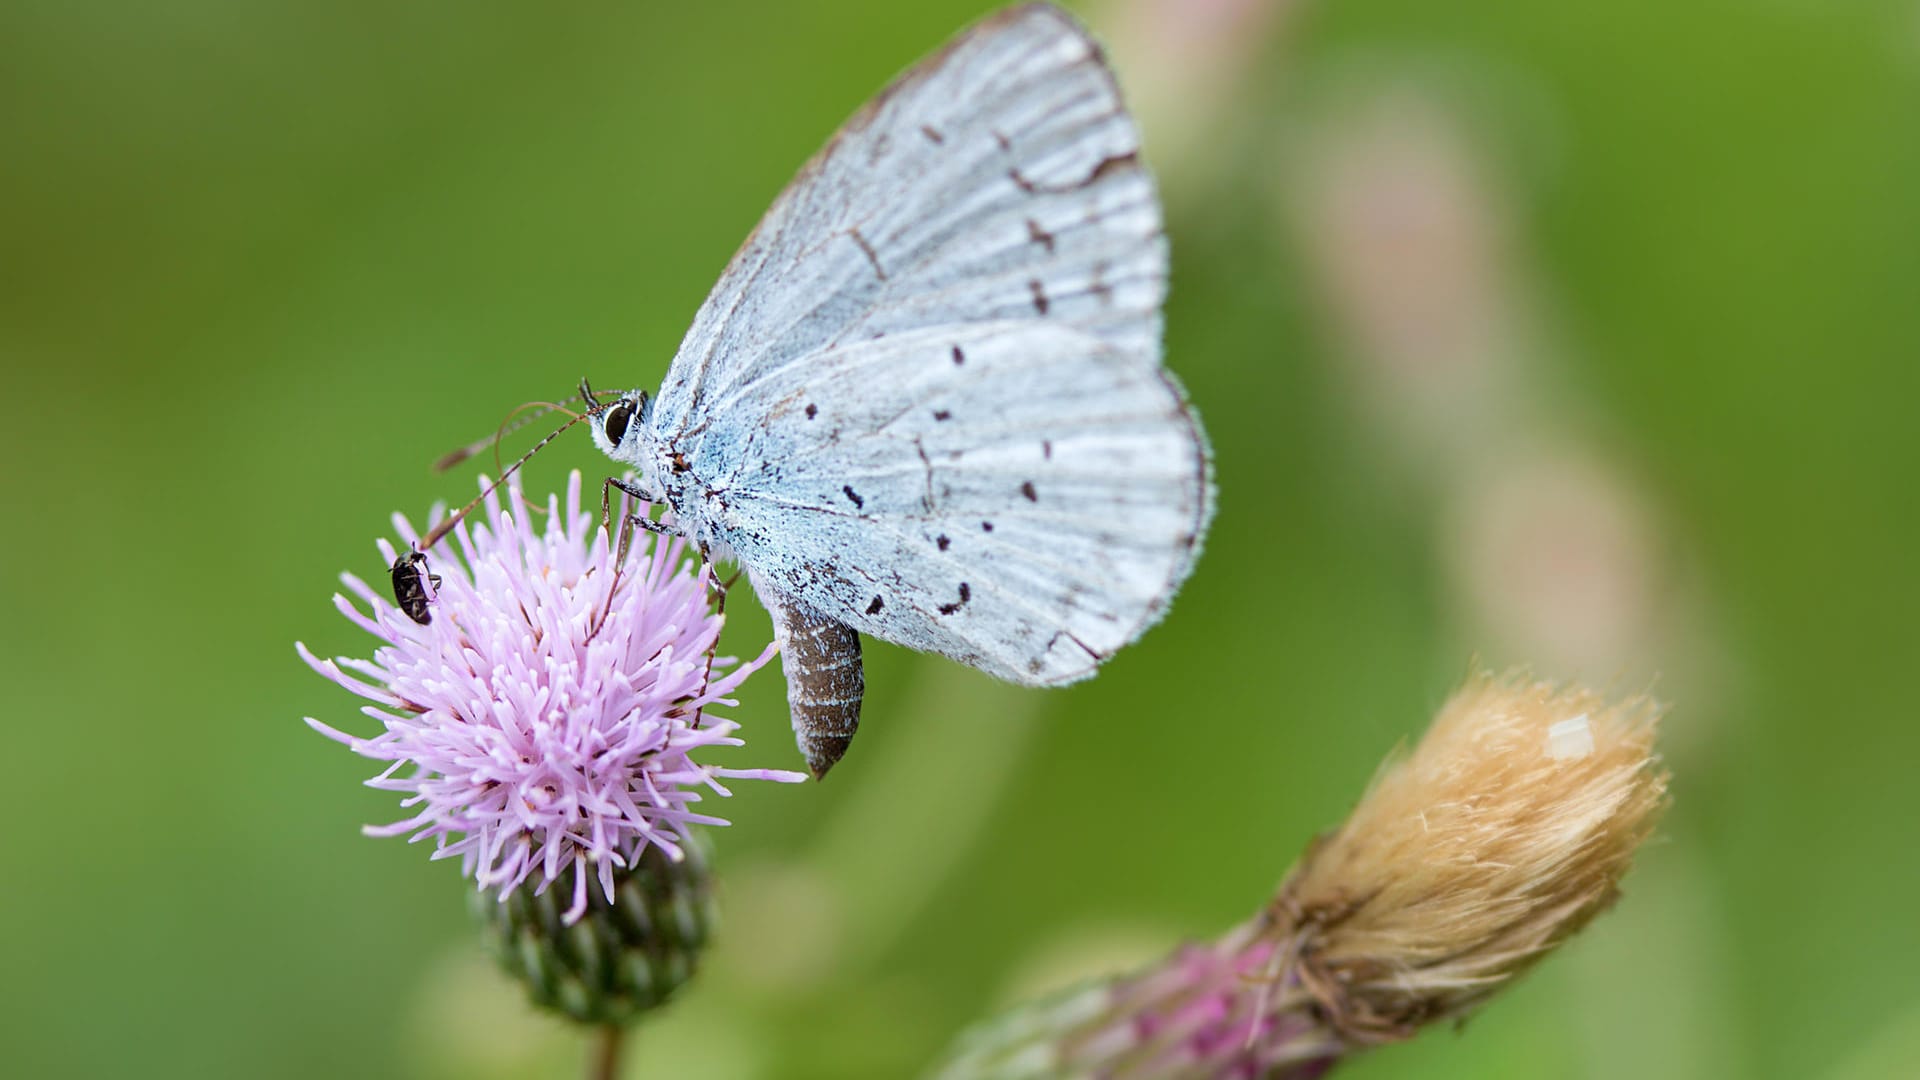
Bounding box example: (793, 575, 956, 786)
(589, 1024, 626, 1080)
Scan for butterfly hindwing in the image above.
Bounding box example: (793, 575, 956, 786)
(708, 321, 1208, 686)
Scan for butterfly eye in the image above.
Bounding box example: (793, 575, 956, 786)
(603, 401, 634, 446)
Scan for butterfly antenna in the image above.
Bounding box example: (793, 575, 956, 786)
(486, 399, 591, 479)
(431, 390, 593, 474)
(417, 407, 591, 553)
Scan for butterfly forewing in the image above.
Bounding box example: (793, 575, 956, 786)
(652, 3, 1166, 445)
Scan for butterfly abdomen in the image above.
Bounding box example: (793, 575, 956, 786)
(762, 583, 865, 779)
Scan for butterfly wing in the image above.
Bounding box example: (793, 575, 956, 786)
(650, 2, 1165, 447)
(708, 321, 1210, 687)
(642, 3, 1210, 697)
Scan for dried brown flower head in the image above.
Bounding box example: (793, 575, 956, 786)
(934, 668, 1671, 1079)
(1272, 669, 1670, 1045)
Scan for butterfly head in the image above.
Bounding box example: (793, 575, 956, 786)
(582, 379, 653, 466)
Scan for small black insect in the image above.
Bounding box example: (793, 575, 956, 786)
(390, 548, 442, 625)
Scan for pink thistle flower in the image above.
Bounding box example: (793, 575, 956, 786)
(300, 470, 803, 924)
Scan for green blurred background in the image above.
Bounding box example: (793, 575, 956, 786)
(3, 1, 1916, 1077)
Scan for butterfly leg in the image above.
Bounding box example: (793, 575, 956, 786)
(601, 474, 673, 565)
(695, 542, 732, 602)
(757, 578, 863, 779)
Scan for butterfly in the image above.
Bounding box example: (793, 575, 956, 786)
(586, 3, 1212, 777)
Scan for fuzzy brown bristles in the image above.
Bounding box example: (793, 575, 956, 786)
(1269, 669, 1670, 1043)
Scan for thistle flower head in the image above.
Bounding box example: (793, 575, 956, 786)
(935, 668, 1670, 1079)
(300, 470, 803, 924)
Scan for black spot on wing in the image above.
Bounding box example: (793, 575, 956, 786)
(1026, 218, 1056, 253)
(1028, 279, 1050, 315)
(936, 534, 951, 551)
(937, 582, 971, 616)
(932, 409, 951, 422)
(951, 345, 966, 366)
(843, 485, 864, 509)
(1020, 481, 1038, 502)
(866, 596, 884, 616)
(805, 403, 818, 420)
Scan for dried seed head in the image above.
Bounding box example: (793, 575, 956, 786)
(933, 668, 1670, 1079)
(1272, 668, 1670, 1042)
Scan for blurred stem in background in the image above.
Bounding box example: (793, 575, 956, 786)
(591, 1027, 626, 1080)
(931, 669, 1670, 1079)
(1282, 67, 1715, 708)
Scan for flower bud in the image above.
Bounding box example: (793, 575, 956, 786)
(472, 835, 717, 1027)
